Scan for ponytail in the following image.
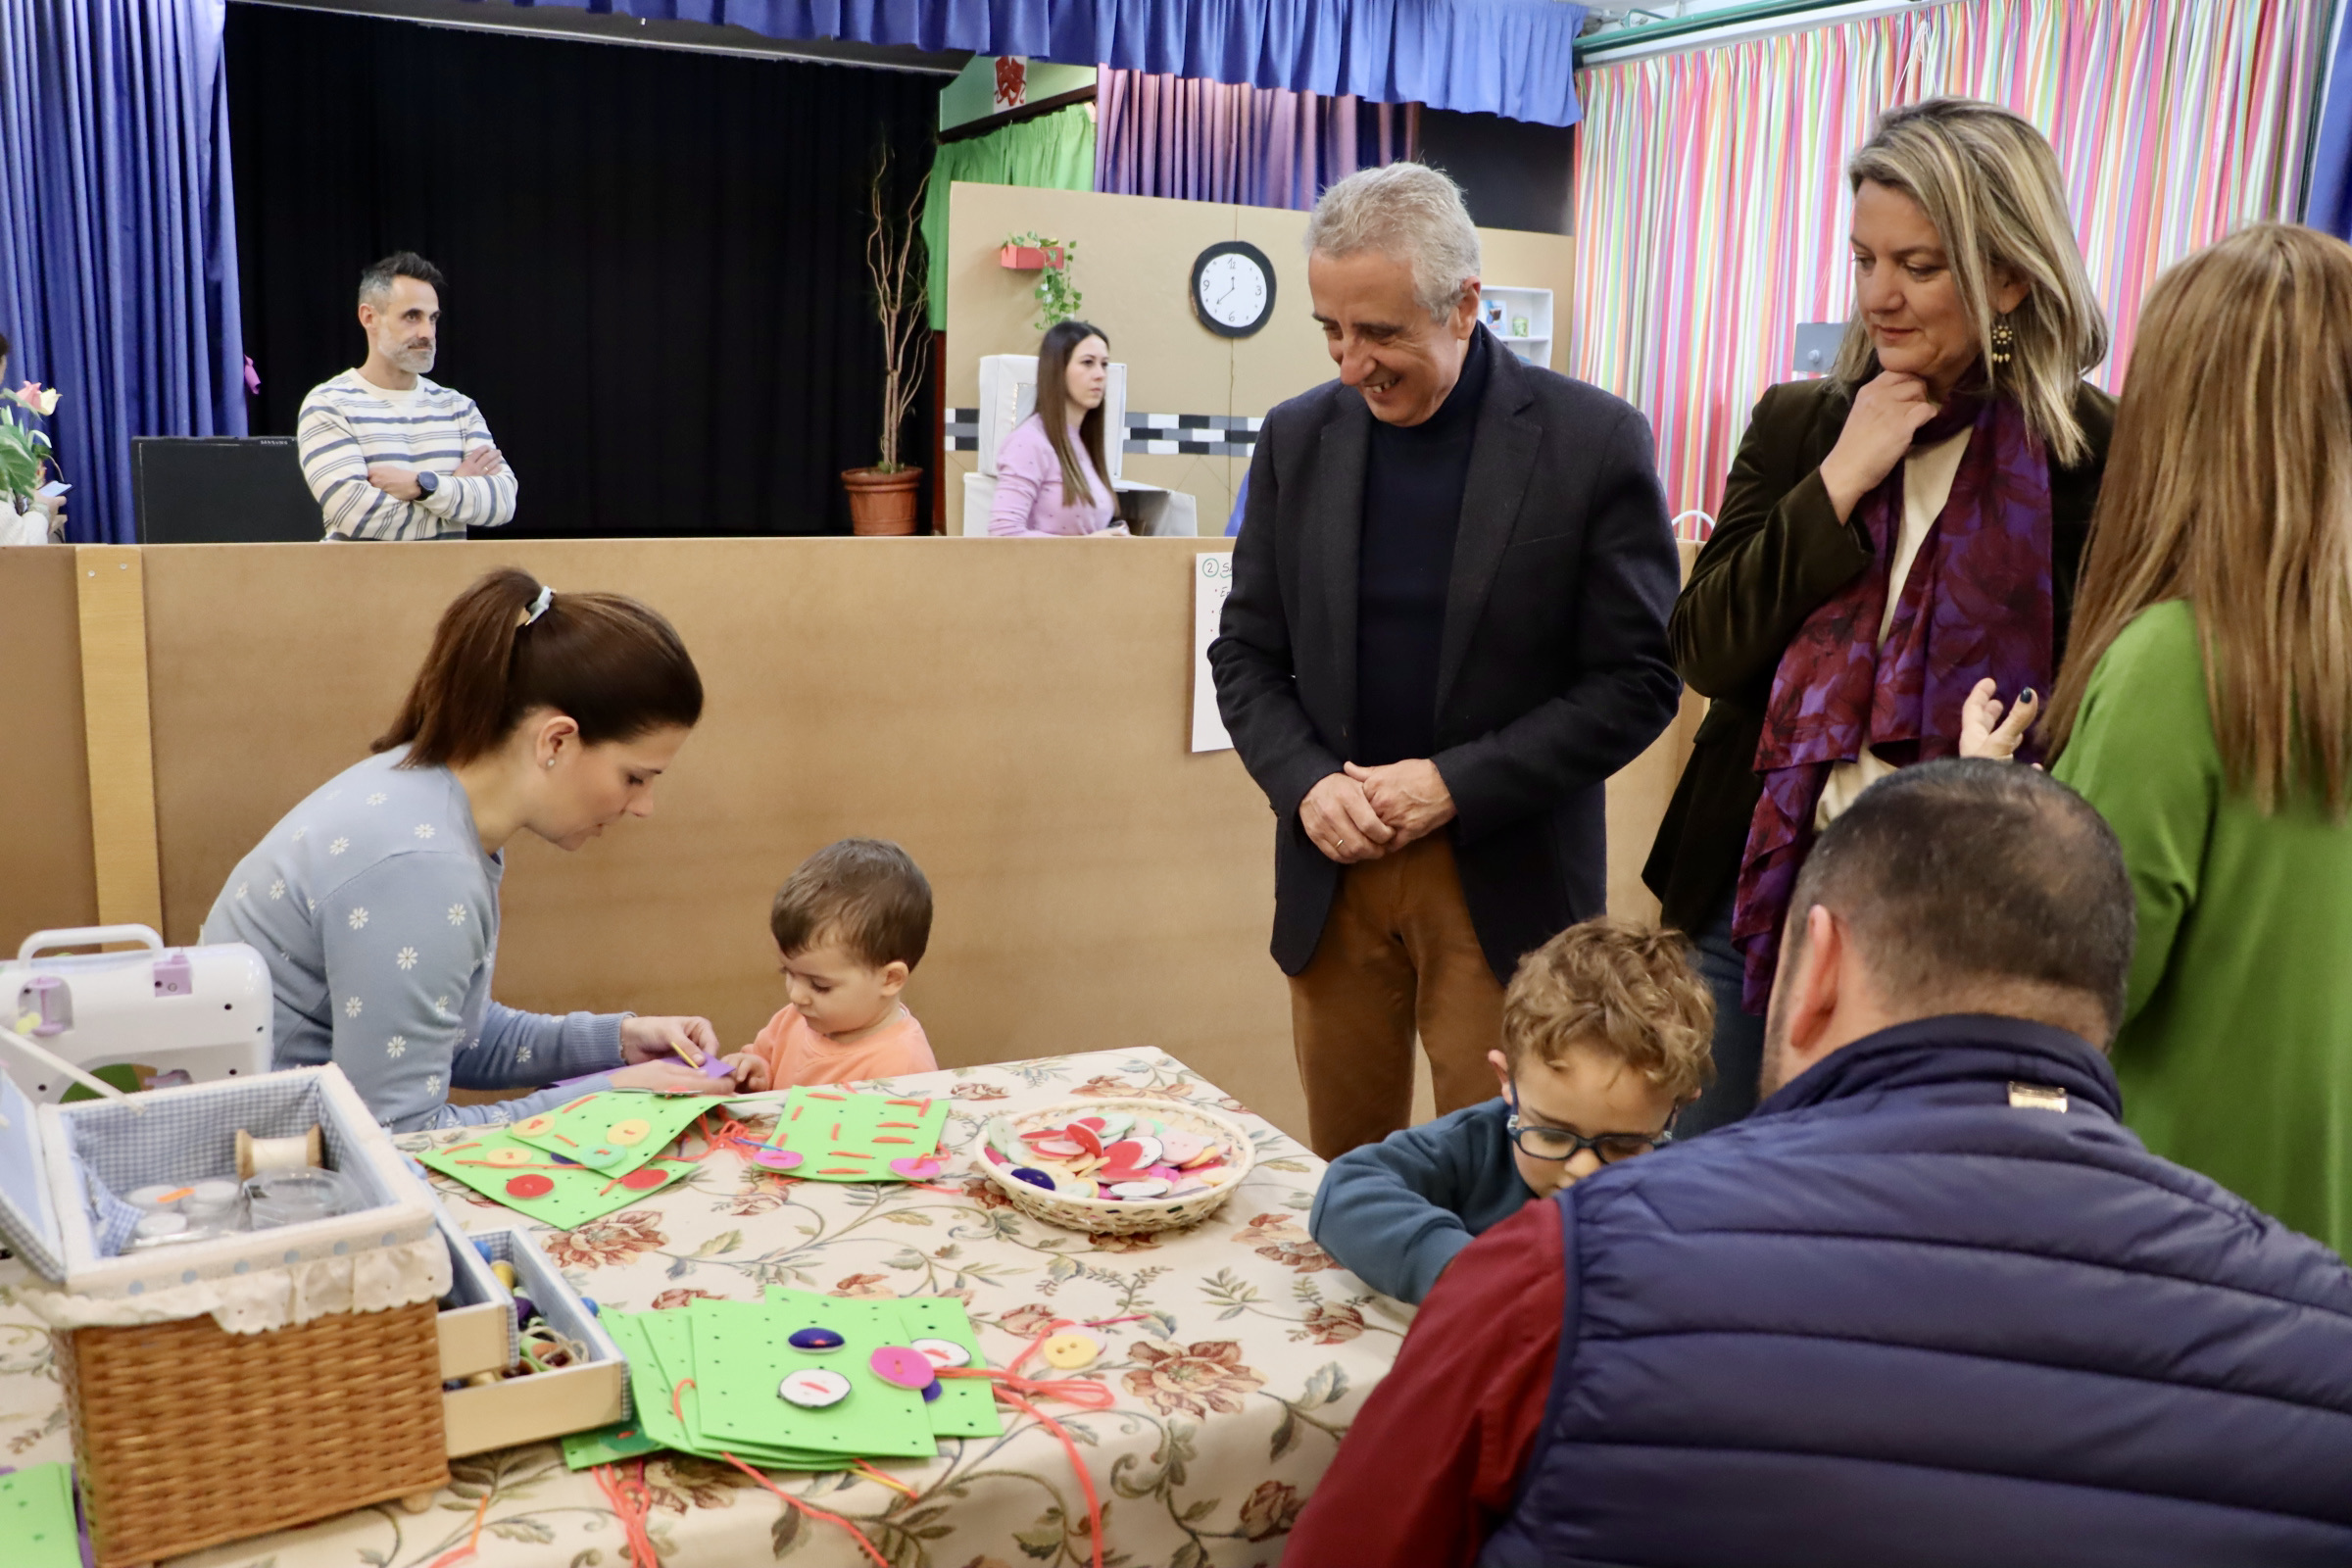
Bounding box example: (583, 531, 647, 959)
(374, 567, 704, 767)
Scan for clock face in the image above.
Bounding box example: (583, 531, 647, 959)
(1192, 242, 1276, 337)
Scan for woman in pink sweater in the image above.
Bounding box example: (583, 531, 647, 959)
(990, 318, 1123, 537)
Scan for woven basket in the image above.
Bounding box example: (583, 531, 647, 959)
(59, 1298, 449, 1567)
(973, 1098, 1255, 1236)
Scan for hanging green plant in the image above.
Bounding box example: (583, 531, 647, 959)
(1005, 231, 1083, 329)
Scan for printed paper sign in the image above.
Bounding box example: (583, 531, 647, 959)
(1193, 551, 1234, 754)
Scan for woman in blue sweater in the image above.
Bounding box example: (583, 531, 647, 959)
(203, 568, 732, 1130)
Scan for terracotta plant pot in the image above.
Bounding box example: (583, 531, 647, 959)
(841, 466, 925, 536)
(998, 243, 1063, 271)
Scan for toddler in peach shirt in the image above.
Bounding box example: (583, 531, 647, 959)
(722, 839, 939, 1091)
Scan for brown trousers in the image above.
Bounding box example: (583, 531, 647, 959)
(1288, 834, 1505, 1160)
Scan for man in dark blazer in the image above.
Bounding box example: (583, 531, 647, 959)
(1210, 164, 1682, 1159)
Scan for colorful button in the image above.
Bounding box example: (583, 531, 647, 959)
(779, 1369, 851, 1408)
(910, 1338, 972, 1370)
(922, 1379, 943, 1402)
(788, 1327, 846, 1352)
(489, 1260, 518, 1289)
(1009, 1166, 1056, 1191)
(888, 1155, 943, 1180)
(606, 1118, 652, 1147)
(754, 1147, 805, 1171)
(619, 1167, 671, 1191)
(504, 1174, 555, 1199)
(1107, 1179, 1171, 1200)
(482, 1147, 532, 1167)
(1042, 1332, 1101, 1370)
(1155, 1131, 1207, 1165)
(868, 1347, 938, 1390)
(514, 1114, 555, 1138)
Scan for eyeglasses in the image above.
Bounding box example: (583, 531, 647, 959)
(1505, 1078, 1675, 1165)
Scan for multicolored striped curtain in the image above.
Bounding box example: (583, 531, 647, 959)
(1570, 0, 2332, 528)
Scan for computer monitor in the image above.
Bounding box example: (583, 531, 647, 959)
(131, 437, 324, 543)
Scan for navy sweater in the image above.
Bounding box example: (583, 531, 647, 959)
(1311, 1097, 1537, 1302)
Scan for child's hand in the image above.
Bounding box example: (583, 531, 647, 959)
(722, 1052, 771, 1093)
(612, 1059, 730, 1095)
(1959, 677, 2037, 760)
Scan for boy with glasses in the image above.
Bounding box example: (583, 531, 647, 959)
(1309, 918, 1714, 1303)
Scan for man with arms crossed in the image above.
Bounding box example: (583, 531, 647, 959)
(298, 251, 515, 540)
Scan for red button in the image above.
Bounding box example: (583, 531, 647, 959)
(505, 1174, 555, 1199)
(619, 1167, 671, 1191)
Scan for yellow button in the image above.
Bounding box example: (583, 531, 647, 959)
(607, 1118, 652, 1147)
(1042, 1332, 1100, 1370)
(514, 1115, 555, 1138)
(482, 1147, 532, 1167)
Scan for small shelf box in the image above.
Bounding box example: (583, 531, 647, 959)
(1482, 285, 1555, 368)
(437, 1219, 628, 1457)
(998, 242, 1065, 271)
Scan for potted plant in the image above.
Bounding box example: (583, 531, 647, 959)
(841, 148, 931, 536)
(1002, 232, 1082, 329)
(0, 380, 60, 504)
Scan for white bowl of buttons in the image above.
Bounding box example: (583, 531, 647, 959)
(971, 1098, 1256, 1236)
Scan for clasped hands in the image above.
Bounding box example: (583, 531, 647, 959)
(1300, 760, 1455, 864)
(367, 444, 506, 502)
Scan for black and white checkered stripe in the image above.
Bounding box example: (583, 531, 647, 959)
(947, 411, 1264, 460)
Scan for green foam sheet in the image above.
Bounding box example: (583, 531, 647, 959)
(510, 1089, 717, 1175)
(416, 1127, 694, 1227)
(765, 1086, 951, 1182)
(0, 1461, 80, 1568)
(561, 1421, 667, 1471)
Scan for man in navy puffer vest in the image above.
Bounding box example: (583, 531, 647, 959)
(1288, 760, 2352, 1567)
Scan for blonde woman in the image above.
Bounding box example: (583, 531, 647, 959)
(1965, 224, 2352, 1256)
(1644, 98, 2114, 1132)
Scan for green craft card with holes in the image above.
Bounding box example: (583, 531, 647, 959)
(617, 1307, 811, 1469)
(689, 1298, 938, 1459)
(0, 1461, 81, 1568)
(416, 1127, 694, 1227)
(508, 1088, 715, 1175)
(766, 1287, 1003, 1441)
(763, 1086, 951, 1182)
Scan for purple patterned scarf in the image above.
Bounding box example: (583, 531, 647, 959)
(1729, 392, 2053, 1012)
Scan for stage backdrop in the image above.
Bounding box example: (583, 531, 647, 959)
(224, 4, 939, 537)
(939, 182, 1578, 533)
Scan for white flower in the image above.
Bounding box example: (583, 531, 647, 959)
(344, 997, 363, 1017)
(235, 881, 249, 901)
(328, 837, 350, 857)
(269, 879, 285, 901)
(447, 905, 467, 926)
(413, 823, 436, 840)
(368, 792, 387, 806)
(395, 946, 418, 971)
(424, 1074, 442, 1097)
(292, 827, 307, 842)
(386, 1035, 407, 1059)
(516, 1045, 533, 1064)
(434, 995, 452, 1013)
(307, 898, 317, 912)
(347, 907, 368, 930)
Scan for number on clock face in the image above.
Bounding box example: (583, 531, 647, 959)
(1198, 255, 1267, 328)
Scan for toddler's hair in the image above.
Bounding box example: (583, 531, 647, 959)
(1502, 917, 1715, 1102)
(769, 839, 933, 971)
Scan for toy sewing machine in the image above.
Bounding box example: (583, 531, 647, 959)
(0, 925, 273, 1103)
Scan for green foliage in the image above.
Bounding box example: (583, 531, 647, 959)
(1005, 231, 1084, 329)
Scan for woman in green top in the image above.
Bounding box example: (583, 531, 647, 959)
(1966, 223, 2352, 1256)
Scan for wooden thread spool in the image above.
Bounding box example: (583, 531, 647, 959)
(235, 1126, 323, 1181)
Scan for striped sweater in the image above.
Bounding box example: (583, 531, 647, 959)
(297, 370, 519, 540)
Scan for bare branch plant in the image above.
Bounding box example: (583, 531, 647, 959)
(865, 149, 931, 473)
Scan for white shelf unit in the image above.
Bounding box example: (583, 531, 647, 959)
(1481, 285, 1554, 368)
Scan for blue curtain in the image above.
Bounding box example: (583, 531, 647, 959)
(2310, 1, 2352, 241)
(0, 0, 246, 543)
(1095, 67, 1412, 209)
(474, 0, 1589, 125)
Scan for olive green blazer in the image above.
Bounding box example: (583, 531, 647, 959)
(1642, 376, 2117, 932)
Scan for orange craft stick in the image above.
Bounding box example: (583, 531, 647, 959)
(807, 1092, 849, 1102)
(877, 1121, 922, 1129)
(817, 1167, 867, 1176)
(872, 1136, 914, 1145)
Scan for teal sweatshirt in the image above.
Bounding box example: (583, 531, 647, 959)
(1309, 1097, 1539, 1303)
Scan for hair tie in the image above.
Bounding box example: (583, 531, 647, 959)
(519, 585, 555, 627)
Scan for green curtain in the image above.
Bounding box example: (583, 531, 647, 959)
(921, 104, 1097, 329)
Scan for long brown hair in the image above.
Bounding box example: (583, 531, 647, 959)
(1035, 318, 1111, 508)
(2044, 223, 2352, 815)
(375, 568, 704, 767)
(1833, 99, 2108, 466)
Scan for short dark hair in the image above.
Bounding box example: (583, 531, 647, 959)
(1787, 760, 2134, 1040)
(770, 839, 933, 971)
(373, 568, 704, 767)
(359, 251, 446, 308)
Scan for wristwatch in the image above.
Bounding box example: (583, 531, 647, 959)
(415, 469, 439, 500)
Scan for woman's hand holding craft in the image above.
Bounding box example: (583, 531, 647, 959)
(611, 1058, 731, 1094)
(1958, 677, 2037, 760)
(1301, 772, 1396, 863)
(620, 1014, 725, 1067)
(1819, 371, 1940, 521)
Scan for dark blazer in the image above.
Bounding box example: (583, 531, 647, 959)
(1210, 345, 1683, 981)
(1642, 376, 2116, 932)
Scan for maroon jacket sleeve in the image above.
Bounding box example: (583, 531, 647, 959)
(1284, 1199, 1566, 1568)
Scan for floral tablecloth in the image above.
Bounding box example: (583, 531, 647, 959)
(0, 1049, 1411, 1567)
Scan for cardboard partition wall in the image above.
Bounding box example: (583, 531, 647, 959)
(2, 540, 1699, 1143)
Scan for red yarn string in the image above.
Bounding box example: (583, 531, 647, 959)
(421, 1493, 489, 1568)
(935, 1317, 1118, 1568)
(720, 1452, 892, 1568)
(591, 1460, 662, 1568)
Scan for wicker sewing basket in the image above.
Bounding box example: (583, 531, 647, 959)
(974, 1097, 1255, 1235)
(59, 1300, 449, 1566)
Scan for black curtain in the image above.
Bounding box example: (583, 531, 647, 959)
(225, 6, 939, 536)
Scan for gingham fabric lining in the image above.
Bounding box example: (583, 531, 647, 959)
(475, 1227, 633, 1419)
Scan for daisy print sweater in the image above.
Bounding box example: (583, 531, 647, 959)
(202, 749, 627, 1131)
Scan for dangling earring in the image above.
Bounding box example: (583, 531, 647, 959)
(1989, 314, 2016, 368)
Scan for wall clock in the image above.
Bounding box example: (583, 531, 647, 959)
(1191, 241, 1277, 338)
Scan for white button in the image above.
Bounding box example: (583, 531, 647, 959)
(911, 1338, 972, 1370)
(778, 1369, 853, 1408)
